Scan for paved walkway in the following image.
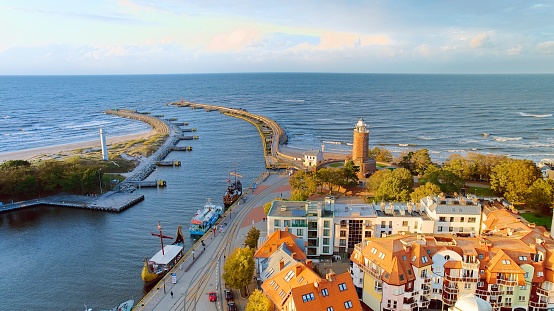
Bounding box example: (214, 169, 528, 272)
(135, 172, 291, 311)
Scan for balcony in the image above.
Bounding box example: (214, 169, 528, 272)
(442, 286, 459, 306)
(496, 277, 517, 286)
(476, 286, 502, 298)
(421, 275, 432, 284)
(357, 263, 382, 280)
(529, 300, 547, 308)
(404, 289, 418, 299)
(421, 285, 431, 296)
(462, 260, 480, 270)
(403, 301, 417, 310)
(444, 272, 480, 283)
(536, 286, 554, 297)
(419, 296, 430, 308)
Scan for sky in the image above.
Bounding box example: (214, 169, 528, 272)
(1, 0, 553, 75)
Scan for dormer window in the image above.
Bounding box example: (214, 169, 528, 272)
(321, 288, 329, 296)
(422, 256, 428, 263)
(502, 259, 511, 265)
(371, 248, 377, 254)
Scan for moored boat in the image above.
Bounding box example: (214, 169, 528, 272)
(223, 169, 242, 208)
(99, 299, 134, 311)
(141, 223, 184, 286)
(189, 199, 223, 236)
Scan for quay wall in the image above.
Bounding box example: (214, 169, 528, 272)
(106, 109, 170, 135)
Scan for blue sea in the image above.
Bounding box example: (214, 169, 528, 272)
(0, 73, 553, 310)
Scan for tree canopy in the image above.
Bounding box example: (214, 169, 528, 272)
(222, 247, 255, 291)
(244, 226, 261, 250)
(368, 147, 393, 163)
(371, 168, 413, 202)
(420, 166, 465, 194)
(525, 178, 554, 213)
(245, 289, 271, 311)
(410, 182, 441, 202)
(490, 159, 542, 203)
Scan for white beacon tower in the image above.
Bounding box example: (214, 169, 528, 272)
(100, 127, 108, 161)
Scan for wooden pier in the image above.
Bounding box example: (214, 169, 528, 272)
(127, 180, 167, 187)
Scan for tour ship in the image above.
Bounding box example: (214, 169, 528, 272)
(189, 199, 223, 236)
(223, 170, 242, 208)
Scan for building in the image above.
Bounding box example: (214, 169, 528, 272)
(303, 149, 323, 168)
(255, 229, 307, 282)
(351, 118, 376, 179)
(419, 195, 483, 236)
(262, 261, 363, 311)
(267, 198, 335, 257)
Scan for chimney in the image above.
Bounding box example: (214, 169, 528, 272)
(306, 259, 313, 269)
(295, 264, 302, 277)
(326, 269, 336, 282)
(279, 260, 285, 271)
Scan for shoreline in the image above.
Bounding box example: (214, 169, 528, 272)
(0, 130, 156, 163)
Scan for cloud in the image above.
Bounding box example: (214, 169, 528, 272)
(469, 32, 490, 48)
(204, 28, 262, 52)
(536, 41, 554, 54)
(507, 44, 522, 56)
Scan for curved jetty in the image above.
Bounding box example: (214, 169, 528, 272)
(171, 101, 289, 169)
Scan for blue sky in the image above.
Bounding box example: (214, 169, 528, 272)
(1, 0, 553, 74)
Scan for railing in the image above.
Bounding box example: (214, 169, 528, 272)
(536, 286, 554, 297)
(357, 263, 382, 280)
(462, 260, 480, 270)
(442, 285, 459, 306)
(529, 300, 547, 308)
(476, 287, 502, 298)
(444, 272, 480, 283)
(497, 278, 517, 286)
(404, 290, 418, 298)
(421, 275, 432, 284)
(421, 285, 431, 296)
(419, 297, 430, 308)
(403, 301, 417, 310)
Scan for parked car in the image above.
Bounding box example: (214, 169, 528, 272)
(224, 288, 233, 301)
(208, 292, 217, 302)
(227, 301, 237, 311)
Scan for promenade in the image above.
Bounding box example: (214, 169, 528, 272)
(135, 172, 291, 311)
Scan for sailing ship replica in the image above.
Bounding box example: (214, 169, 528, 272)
(141, 222, 184, 286)
(223, 169, 242, 208)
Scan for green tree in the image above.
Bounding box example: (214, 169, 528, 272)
(490, 159, 542, 203)
(289, 170, 317, 199)
(525, 179, 554, 213)
(410, 182, 441, 202)
(245, 289, 271, 311)
(443, 154, 476, 180)
(420, 167, 464, 194)
(368, 147, 393, 163)
(411, 149, 434, 176)
(375, 168, 413, 202)
(367, 169, 392, 193)
(244, 226, 261, 250)
(223, 247, 255, 292)
(341, 160, 360, 187)
(315, 167, 334, 193)
(263, 201, 273, 215)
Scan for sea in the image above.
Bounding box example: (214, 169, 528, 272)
(0, 73, 553, 310)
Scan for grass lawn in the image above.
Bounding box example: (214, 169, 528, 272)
(519, 212, 552, 230)
(466, 186, 494, 197)
(329, 162, 343, 168)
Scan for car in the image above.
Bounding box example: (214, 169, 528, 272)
(227, 301, 237, 311)
(208, 292, 217, 302)
(224, 288, 233, 301)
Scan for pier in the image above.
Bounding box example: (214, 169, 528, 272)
(127, 180, 167, 187)
(171, 101, 289, 169)
(171, 146, 192, 151)
(178, 135, 199, 140)
(155, 160, 181, 166)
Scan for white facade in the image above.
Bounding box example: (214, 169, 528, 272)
(302, 150, 323, 167)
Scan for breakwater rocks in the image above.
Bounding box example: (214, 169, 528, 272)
(105, 109, 170, 135)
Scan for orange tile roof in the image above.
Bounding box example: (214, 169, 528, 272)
(261, 262, 320, 308)
(254, 229, 307, 261)
(291, 272, 363, 311)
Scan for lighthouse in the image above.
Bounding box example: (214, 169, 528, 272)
(100, 128, 108, 161)
(351, 118, 376, 178)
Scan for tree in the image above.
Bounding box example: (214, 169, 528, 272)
(490, 159, 542, 203)
(420, 167, 464, 194)
(367, 169, 392, 193)
(341, 160, 360, 187)
(410, 182, 441, 202)
(525, 179, 554, 213)
(244, 226, 261, 250)
(289, 170, 317, 199)
(375, 168, 413, 202)
(223, 247, 255, 293)
(245, 289, 271, 311)
(263, 201, 273, 215)
(315, 168, 334, 193)
(411, 149, 434, 176)
(443, 154, 476, 180)
(368, 147, 393, 163)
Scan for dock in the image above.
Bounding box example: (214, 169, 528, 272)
(181, 128, 197, 132)
(171, 146, 192, 151)
(178, 135, 199, 140)
(172, 122, 189, 126)
(127, 180, 167, 187)
(155, 160, 181, 166)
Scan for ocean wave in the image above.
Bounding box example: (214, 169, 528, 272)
(518, 112, 553, 118)
(494, 136, 523, 142)
(284, 99, 305, 103)
(2, 116, 10, 119)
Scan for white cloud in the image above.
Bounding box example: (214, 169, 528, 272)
(536, 41, 554, 54)
(204, 28, 262, 52)
(469, 32, 490, 48)
(507, 44, 522, 56)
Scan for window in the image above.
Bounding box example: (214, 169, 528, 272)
(340, 230, 346, 237)
(365, 231, 372, 238)
(298, 277, 304, 283)
(284, 220, 290, 227)
(365, 220, 371, 227)
(519, 296, 526, 302)
(323, 229, 330, 236)
(379, 252, 386, 259)
(381, 221, 386, 227)
(477, 281, 484, 287)
(339, 239, 346, 246)
(450, 217, 454, 222)
(519, 256, 527, 261)
(412, 255, 417, 262)
(389, 221, 392, 227)
(402, 221, 408, 226)
(297, 228, 303, 236)
(323, 238, 330, 245)
(438, 226, 443, 232)
(478, 254, 483, 259)
(339, 282, 347, 291)
(468, 217, 476, 223)
(538, 271, 544, 277)
(507, 287, 514, 295)
(279, 289, 286, 298)
(524, 272, 529, 278)
(324, 220, 330, 228)
(402, 255, 407, 261)
(327, 307, 334, 311)
(284, 270, 295, 282)
(274, 219, 280, 226)
(480, 269, 484, 274)
(505, 297, 512, 306)
(439, 217, 446, 222)
(270, 280, 276, 286)
(344, 301, 353, 309)
(265, 268, 275, 278)
(321, 288, 329, 296)
(464, 283, 471, 289)
(422, 256, 428, 263)
(371, 247, 377, 254)
(323, 246, 329, 253)
(520, 285, 527, 290)
(448, 226, 453, 232)
(302, 292, 315, 302)
(399, 274, 404, 281)
(374, 281, 382, 292)
(460, 217, 465, 222)
(502, 259, 511, 265)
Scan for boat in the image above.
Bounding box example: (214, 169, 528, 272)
(99, 299, 135, 311)
(189, 199, 223, 236)
(223, 169, 242, 208)
(141, 223, 184, 286)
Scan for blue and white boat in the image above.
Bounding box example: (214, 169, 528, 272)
(189, 199, 223, 236)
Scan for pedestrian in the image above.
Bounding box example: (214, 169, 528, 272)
(171, 291, 173, 298)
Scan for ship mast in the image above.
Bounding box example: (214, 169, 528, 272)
(151, 221, 173, 255)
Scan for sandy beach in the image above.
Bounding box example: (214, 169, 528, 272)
(0, 130, 156, 163)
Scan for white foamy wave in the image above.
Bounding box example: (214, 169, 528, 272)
(519, 112, 553, 118)
(284, 99, 305, 103)
(2, 116, 10, 119)
(494, 136, 523, 142)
